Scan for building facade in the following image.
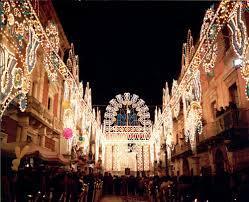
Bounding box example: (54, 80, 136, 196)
(0, 0, 100, 170)
(155, 1, 249, 176)
(1, 0, 248, 176)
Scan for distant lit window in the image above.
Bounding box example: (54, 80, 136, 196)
(116, 107, 138, 126)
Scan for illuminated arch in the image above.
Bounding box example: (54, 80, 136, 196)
(104, 93, 152, 132)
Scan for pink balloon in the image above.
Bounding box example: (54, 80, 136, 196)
(63, 128, 73, 139)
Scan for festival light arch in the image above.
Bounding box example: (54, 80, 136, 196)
(101, 93, 155, 174)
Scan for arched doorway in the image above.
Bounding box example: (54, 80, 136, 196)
(215, 149, 225, 175)
(182, 158, 190, 176)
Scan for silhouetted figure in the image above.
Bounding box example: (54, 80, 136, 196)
(113, 176, 121, 195)
(220, 107, 225, 115)
(102, 172, 109, 195)
(107, 173, 113, 195)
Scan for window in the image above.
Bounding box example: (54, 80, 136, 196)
(211, 101, 217, 119)
(229, 83, 239, 107)
(116, 107, 138, 126)
(48, 97, 51, 110)
(45, 136, 55, 151)
(27, 135, 32, 143)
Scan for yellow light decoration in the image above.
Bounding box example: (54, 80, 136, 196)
(203, 43, 218, 73)
(171, 79, 180, 118)
(45, 20, 60, 54)
(143, 145, 150, 171)
(136, 145, 143, 171)
(62, 100, 70, 109)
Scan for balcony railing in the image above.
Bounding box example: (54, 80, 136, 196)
(199, 108, 249, 142)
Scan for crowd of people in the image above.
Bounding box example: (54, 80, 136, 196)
(1, 163, 249, 202)
(101, 171, 249, 202)
(1, 165, 98, 202)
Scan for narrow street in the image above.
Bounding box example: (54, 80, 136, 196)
(1, 1, 249, 202)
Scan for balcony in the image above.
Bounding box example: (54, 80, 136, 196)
(198, 108, 249, 143)
(171, 141, 191, 158)
(26, 96, 63, 134)
(170, 109, 248, 158)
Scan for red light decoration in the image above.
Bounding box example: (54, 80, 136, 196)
(63, 128, 73, 140)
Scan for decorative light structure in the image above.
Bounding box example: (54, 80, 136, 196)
(0, 0, 100, 161)
(228, 3, 249, 99)
(102, 93, 153, 172)
(203, 43, 218, 74)
(153, 0, 238, 155)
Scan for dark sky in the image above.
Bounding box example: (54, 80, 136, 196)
(53, 1, 214, 113)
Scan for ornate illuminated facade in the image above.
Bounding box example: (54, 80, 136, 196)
(154, 1, 249, 176)
(0, 0, 100, 168)
(1, 0, 248, 176)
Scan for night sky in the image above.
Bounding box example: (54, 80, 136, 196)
(53, 1, 214, 114)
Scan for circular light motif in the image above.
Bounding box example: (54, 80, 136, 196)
(63, 128, 73, 140)
(79, 136, 85, 142)
(12, 67, 23, 89)
(208, 24, 217, 40)
(21, 76, 30, 94)
(13, 8, 21, 18)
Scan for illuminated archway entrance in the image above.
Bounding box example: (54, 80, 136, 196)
(101, 93, 154, 175)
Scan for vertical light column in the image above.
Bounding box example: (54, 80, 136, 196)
(105, 144, 113, 171)
(113, 145, 119, 171)
(136, 144, 143, 171)
(102, 144, 105, 168)
(144, 144, 150, 171)
(120, 144, 128, 172)
(150, 142, 154, 167)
